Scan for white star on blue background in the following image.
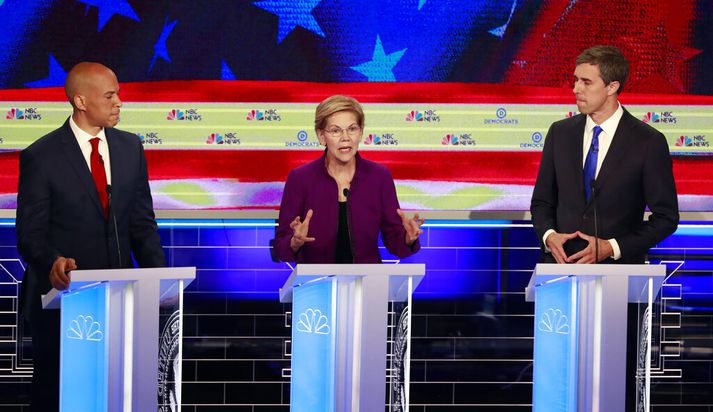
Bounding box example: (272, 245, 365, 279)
(25, 54, 67, 87)
(149, 17, 178, 73)
(253, 0, 325, 44)
(489, 0, 517, 39)
(77, 0, 140, 32)
(350, 35, 407, 82)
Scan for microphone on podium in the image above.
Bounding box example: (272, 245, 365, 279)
(106, 184, 122, 268)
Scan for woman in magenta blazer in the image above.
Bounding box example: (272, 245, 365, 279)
(274, 95, 424, 263)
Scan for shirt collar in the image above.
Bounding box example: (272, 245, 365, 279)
(69, 115, 107, 143)
(585, 102, 623, 137)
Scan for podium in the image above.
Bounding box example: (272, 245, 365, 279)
(526, 263, 666, 412)
(42, 267, 196, 412)
(280, 264, 425, 412)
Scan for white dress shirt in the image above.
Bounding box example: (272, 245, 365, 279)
(543, 103, 623, 260)
(69, 116, 112, 185)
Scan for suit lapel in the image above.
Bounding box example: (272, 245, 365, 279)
(590, 109, 636, 199)
(568, 115, 587, 202)
(60, 119, 105, 218)
(106, 128, 123, 216)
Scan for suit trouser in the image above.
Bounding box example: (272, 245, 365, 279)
(28, 297, 60, 412)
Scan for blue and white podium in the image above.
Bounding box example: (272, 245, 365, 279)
(526, 263, 666, 412)
(280, 264, 425, 412)
(42, 266, 196, 412)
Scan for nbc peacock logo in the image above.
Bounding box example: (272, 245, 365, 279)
(643, 111, 676, 124)
(66, 315, 104, 342)
(6, 107, 42, 120)
(364, 134, 381, 145)
(247, 108, 281, 121)
(6, 108, 23, 120)
(405, 111, 423, 122)
(538, 308, 570, 335)
(206, 133, 223, 144)
(676, 135, 709, 147)
(246, 109, 264, 121)
(206, 132, 240, 145)
(166, 109, 184, 121)
(137, 132, 163, 145)
(442, 134, 458, 145)
(405, 109, 440, 122)
(642, 112, 660, 123)
(296, 308, 331, 335)
(442, 133, 475, 146)
(167, 108, 202, 121)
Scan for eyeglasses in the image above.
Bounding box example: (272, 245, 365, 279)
(324, 125, 362, 138)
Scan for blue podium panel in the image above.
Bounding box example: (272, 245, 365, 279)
(533, 277, 578, 412)
(60, 283, 109, 411)
(290, 278, 337, 412)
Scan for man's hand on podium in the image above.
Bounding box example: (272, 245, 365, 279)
(50, 256, 76, 290)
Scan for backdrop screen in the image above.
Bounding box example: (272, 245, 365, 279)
(0, 0, 711, 211)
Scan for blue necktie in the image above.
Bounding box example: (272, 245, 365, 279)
(584, 125, 602, 201)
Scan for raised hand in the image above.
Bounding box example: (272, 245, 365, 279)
(289, 209, 316, 252)
(397, 209, 425, 246)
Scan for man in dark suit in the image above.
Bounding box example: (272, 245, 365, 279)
(16, 62, 165, 411)
(531, 45, 679, 264)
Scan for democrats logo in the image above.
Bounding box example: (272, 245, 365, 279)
(520, 132, 544, 149)
(246, 109, 281, 121)
(66, 315, 104, 341)
(484, 107, 518, 125)
(405, 109, 440, 122)
(158, 311, 181, 412)
(286, 130, 320, 148)
(442, 133, 475, 146)
(206, 132, 240, 145)
(167, 108, 202, 121)
(565, 111, 580, 118)
(642, 111, 677, 124)
(296, 308, 331, 335)
(538, 308, 570, 335)
(5, 107, 42, 120)
(676, 135, 709, 147)
(364, 133, 398, 146)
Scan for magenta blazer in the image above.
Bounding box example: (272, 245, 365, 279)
(275, 152, 420, 263)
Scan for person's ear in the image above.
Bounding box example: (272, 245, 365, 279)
(73, 94, 87, 111)
(607, 81, 620, 96)
(316, 130, 326, 146)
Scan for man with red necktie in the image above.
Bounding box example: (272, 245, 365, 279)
(16, 62, 165, 411)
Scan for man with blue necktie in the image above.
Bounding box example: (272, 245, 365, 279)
(530, 45, 679, 264)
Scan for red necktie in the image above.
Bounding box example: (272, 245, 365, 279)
(90, 137, 108, 218)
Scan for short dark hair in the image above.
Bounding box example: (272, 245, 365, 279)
(576, 45, 629, 94)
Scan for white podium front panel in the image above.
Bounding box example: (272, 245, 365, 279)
(60, 283, 110, 411)
(290, 277, 338, 412)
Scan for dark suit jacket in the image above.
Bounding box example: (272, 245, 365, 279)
(16, 118, 165, 320)
(530, 109, 679, 264)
